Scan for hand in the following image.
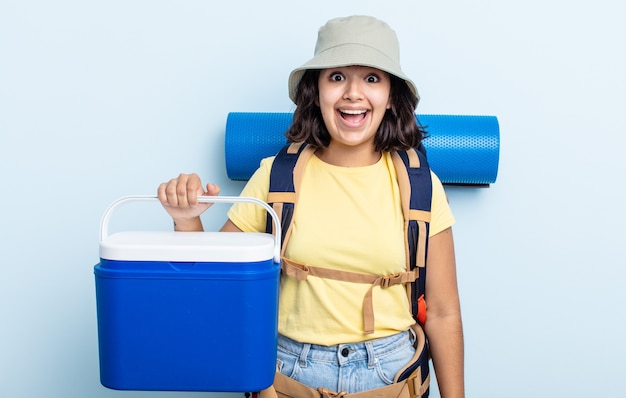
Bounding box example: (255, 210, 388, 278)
(157, 173, 220, 230)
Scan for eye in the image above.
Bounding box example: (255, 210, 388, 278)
(366, 74, 380, 83)
(329, 72, 344, 82)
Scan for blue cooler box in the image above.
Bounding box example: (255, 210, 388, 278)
(94, 196, 281, 392)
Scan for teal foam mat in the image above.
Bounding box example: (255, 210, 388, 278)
(225, 112, 499, 185)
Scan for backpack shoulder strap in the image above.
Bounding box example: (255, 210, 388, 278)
(265, 142, 315, 255)
(391, 146, 432, 325)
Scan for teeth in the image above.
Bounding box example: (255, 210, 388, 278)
(340, 109, 367, 115)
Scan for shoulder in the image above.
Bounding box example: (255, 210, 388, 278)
(235, 155, 276, 201)
(430, 170, 444, 188)
(260, 155, 276, 169)
(227, 156, 276, 233)
(249, 156, 275, 182)
(429, 170, 456, 236)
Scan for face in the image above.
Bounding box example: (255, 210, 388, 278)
(317, 66, 392, 151)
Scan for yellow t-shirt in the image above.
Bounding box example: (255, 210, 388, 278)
(228, 152, 455, 345)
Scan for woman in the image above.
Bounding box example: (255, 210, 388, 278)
(158, 15, 464, 397)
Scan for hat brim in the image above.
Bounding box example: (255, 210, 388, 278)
(288, 43, 419, 106)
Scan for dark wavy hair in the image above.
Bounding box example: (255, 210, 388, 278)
(285, 69, 427, 151)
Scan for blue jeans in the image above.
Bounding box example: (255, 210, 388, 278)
(276, 330, 416, 394)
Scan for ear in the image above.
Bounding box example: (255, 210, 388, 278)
(386, 96, 392, 110)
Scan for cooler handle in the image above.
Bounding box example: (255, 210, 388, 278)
(99, 195, 282, 264)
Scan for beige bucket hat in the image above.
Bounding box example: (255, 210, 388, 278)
(288, 15, 419, 106)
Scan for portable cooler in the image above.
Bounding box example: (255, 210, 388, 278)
(94, 196, 281, 392)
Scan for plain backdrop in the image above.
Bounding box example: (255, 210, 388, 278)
(1, 1, 625, 397)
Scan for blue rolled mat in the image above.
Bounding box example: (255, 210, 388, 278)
(225, 112, 499, 185)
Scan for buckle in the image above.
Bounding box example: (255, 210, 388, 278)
(380, 273, 402, 288)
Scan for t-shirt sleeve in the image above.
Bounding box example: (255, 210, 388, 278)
(227, 156, 274, 232)
(429, 171, 456, 237)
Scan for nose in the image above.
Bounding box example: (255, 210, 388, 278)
(343, 78, 363, 101)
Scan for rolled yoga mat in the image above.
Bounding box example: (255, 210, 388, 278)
(225, 112, 500, 185)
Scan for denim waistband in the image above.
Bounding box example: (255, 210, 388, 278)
(277, 330, 413, 367)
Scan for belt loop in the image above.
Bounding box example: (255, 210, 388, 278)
(409, 327, 417, 345)
(364, 341, 376, 369)
(298, 343, 310, 368)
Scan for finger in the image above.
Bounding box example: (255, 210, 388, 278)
(157, 182, 170, 206)
(164, 174, 187, 207)
(204, 183, 220, 196)
(185, 173, 204, 206)
(174, 173, 194, 207)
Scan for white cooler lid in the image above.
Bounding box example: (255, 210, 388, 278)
(100, 231, 275, 262)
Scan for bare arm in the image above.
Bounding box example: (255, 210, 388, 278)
(220, 218, 243, 232)
(423, 227, 465, 398)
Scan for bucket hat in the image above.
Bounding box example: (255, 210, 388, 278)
(288, 15, 419, 106)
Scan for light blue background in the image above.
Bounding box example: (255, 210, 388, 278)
(1, 1, 625, 397)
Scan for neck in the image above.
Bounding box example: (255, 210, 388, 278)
(315, 144, 381, 167)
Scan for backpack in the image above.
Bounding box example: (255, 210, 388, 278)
(258, 141, 433, 398)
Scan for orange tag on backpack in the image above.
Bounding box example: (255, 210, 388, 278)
(417, 294, 427, 325)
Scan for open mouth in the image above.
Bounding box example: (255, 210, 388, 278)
(339, 109, 368, 124)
